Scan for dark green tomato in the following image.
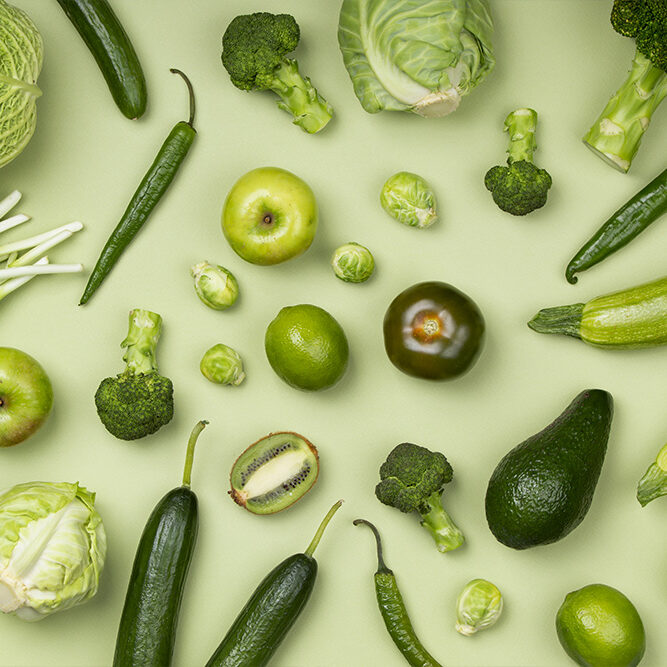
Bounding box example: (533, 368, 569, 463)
(383, 281, 485, 380)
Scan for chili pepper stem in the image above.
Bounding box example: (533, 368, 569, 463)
(353, 519, 392, 574)
(304, 500, 343, 557)
(170, 68, 196, 127)
(182, 420, 208, 487)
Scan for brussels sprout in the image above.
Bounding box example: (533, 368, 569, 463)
(380, 172, 438, 228)
(455, 578, 503, 636)
(0, 481, 107, 621)
(331, 242, 374, 283)
(191, 261, 239, 310)
(200, 343, 245, 386)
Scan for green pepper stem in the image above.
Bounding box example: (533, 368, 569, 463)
(182, 420, 208, 487)
(527, 304, 585, 339)
(170, 68, 196, 128)
(304, 500, 343, 557)
(353, 519, 392, 574)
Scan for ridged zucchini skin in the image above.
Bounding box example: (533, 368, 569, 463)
(205, 554, 316, 667)
(56, 0, 147, 119)
(113, 487, 198, 667)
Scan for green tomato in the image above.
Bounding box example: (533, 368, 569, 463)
(331, 242, 374, 283)
(380, 171, 437, 228)
(455, 579, 503, 636)
(191, 261, 239, 310)
(0, 347, 53, 447)
(200, 344, 245, 386)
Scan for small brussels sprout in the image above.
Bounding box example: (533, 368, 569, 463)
(191, 261, 239, 310)
(380, 171, 437, 229)
(331, 242, 375, 283)
(455, 578, 503, 636)
(200, 344, 245, 386)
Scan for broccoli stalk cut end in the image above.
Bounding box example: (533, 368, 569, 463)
(583, 51, 667, 173)
(637, 443, 667, 507)
(484, 108, 552, 216)
(94, 308, 174, 441)
(420, 490, 465, 553)
(269, 59, 333, 134)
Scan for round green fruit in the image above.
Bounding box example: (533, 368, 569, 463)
(222, 167, 318, 265)
(264, 304, 349, 391)
(0, 347, 53, 447)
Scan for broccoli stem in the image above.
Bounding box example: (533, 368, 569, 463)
(270, 59, 333, 134)
(637, 443, 667, 507)
(121, 309, 163, 375)
(504, 108, 538, 164)
(583, 50, 667, 173)
(419, 491, 464, 553)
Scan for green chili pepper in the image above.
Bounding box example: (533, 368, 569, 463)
(79, 69, 196, 305)
(354, 519, 443, 667)
(565, 167, 667, 284)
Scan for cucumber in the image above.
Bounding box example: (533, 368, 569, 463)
(56, 0, 147, 119)
(113, 421, 207, 667)
(528, 275, 667, 349)
(205, 500, 342, 667)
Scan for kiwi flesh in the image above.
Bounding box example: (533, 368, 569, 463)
(229, 432, 319, 514)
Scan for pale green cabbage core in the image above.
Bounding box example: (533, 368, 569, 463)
(0, 482, 107, 621)
(0, 0, 43, 168)
(338, 0, 494, 116)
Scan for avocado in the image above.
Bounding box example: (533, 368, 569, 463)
(485, 389, 613, 550)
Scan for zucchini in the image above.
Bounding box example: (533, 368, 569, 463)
(205, 500, 342, 667)
(113, 421, 207, 667)
(528, 275, 667, 349)
(56, 0, 147, 119)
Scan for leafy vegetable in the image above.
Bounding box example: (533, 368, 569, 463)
(375, 442, 464, 553)
(95, 309, 174, 441)
(338, 0, 494, 117)
(200, 343, 245, 386)
(221, 13, 333, 133)
(455, 579, 503, 635)
(331, 242, 375, 282)
(582, 0, 667, 172)
(0, 0, 43, 168)
(484, 108, 552, 216)
(0, 190, 84, 303)
(0, 481, 106, 621)
(191, 261, 239, 310)
(636, 442, 667, 507)
(380, 172, 438, 228)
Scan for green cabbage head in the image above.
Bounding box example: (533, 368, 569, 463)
(0, 481, 107, 621)
(0, 0, 43, 168)
(338, 0, 494, 117)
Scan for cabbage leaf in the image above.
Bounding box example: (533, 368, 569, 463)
(0, 0, 43, 168)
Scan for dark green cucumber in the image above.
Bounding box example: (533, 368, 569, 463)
(56, 0, 147, 119)
(205, 500, 342, 667)
(113, 421, 207, 667)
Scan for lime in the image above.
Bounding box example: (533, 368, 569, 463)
(264, 304, 349, 391)
(556, 583, 646, 667)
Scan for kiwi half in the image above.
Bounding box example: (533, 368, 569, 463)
(229, 432, 319, 514)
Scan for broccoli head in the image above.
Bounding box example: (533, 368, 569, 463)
(94, 309, 174, 441)
(221, 12, 333, 133)
(484, 108, 552, 217)
(583, 0, 667, 172)
(375, 442, 464, 553)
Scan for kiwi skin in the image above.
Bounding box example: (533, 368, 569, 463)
(229, 431, 320, 514)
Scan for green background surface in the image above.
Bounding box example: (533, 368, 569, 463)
(1, 1, 665, 665)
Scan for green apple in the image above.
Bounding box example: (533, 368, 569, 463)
(222, 167, 318, 265)
(0, 347, 53, 448)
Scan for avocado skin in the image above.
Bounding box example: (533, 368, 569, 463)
(485, 389, 613, 550)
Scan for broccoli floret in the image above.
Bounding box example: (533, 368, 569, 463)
(221, 12, 333, 134)
(583, 0, 667, 172)
(375, 442, 464, 553)
(94, 309, 173, 441)
(484, 108, 552, 216)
